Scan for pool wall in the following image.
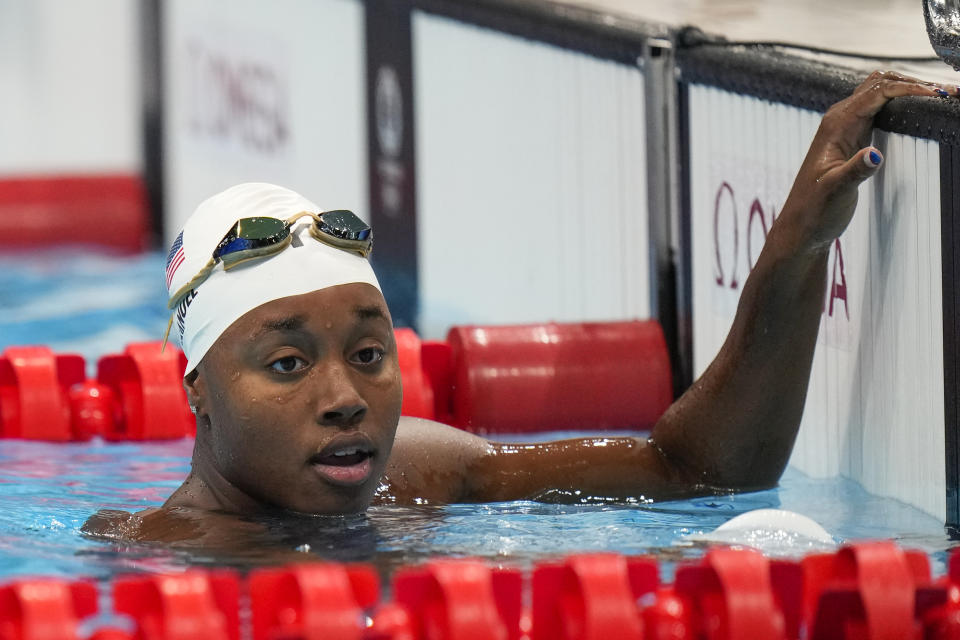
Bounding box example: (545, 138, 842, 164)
(683, 68, 948, 522)
(412, 13, 652, 339)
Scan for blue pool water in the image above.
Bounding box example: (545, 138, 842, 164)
(0, 437, 951, 582)
(0, 250, 170, 370)
(0, 250, 953, 582)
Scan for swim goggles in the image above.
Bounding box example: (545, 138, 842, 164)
(162, 209, 372, 346)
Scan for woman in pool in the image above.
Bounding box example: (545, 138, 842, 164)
(86, 72, 953, 541)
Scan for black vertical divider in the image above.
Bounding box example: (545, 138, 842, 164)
(141, 0, 164, 246)
(944, 143, 960, 533)
(674, 81, 694, 394)
(365, 0, 419, 329)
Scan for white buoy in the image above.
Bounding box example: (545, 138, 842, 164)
(683, 508, 837, 556)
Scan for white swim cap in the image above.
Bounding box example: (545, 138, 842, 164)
(165, 183, 382, 375)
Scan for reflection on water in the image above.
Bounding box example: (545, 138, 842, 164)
(0, 438, 953, 583)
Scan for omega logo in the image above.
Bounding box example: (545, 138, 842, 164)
(186, 40, 289, 154)
(712, 181, 849, 320)
(374, 65, 406, 216)
(375, 65, 403, 158)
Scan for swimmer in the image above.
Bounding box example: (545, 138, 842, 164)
(84, 72, 955, 544)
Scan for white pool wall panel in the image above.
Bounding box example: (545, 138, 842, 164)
(162, 0, 367, 243)
(689, 84, 945, 521)
(413, 13, 650, 339)
(0, 0, 140, 174)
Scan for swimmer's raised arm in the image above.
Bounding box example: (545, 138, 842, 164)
(385, 72, 954, 504)
(649, 72, 950, 493)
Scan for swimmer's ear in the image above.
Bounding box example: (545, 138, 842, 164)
(183, 370, 208, 419)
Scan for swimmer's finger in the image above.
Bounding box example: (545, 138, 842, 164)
(853, 70, 957, 96)
(839, 78, 945, 121)
(825, 147, 884, 192)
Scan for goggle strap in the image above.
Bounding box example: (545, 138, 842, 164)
(167, 257, 216, 310)
(285, 210, 321, 225)
(160, 312, 175, 352)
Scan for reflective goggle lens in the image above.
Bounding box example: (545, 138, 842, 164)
(316, 209, 372, 242)
(214, 217, 289, 260)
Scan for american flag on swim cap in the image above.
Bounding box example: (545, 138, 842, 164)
(165, 231, 185, 289)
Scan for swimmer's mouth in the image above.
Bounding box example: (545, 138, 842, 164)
(308, 438, 376, 487)
(308, 446, 373, 467)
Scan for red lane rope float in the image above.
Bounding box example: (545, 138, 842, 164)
(392, 559, 523, 640)
(0, 175, 149, 253)
(0, 578, 97, 640)
(531, 553, 658, 640)
(248, 564, 379, 640)
(0, 346, 84, 440)
(112, 571, 240, 640)
(803, 542, 935, 640)
(445, 320, 673, 434)
(419, 339, 455, 425)
(4, 545, 960, 640)
(674, 547, 787, 639)
(394, 328, 435, 421)
(96, 343, 193, 440)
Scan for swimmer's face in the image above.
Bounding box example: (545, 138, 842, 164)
(186, 283, 402, 514)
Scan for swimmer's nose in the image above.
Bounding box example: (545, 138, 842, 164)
(322, 402, 367, 428)
(316, 367, 368, 428)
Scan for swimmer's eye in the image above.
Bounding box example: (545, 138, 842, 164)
(268, 356, 308, 374)
(352, 347, 384, 366)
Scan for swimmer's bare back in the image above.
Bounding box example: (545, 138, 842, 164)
(82, 72, 955, 545)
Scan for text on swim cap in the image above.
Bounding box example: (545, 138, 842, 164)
(176, 290, 199, 342)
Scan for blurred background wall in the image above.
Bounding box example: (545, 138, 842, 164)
(0, 1, 141, 174)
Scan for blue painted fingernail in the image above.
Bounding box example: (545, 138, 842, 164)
(865, 150, 883, 168)
(937, 88, 950, 98)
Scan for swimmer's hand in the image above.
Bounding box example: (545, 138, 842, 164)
(783, 71, 952, 251)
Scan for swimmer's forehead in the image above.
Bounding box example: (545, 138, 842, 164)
(250, 303, 391, 338)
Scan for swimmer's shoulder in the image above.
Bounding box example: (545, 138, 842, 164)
(379, 416, 491, 504)
(81, 506, 253, 544)
(81, 508, 151, 539)
(81, 507, 179, 542)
